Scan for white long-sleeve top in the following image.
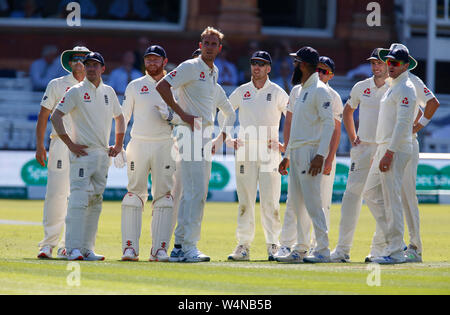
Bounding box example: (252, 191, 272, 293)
(286, 73, 335, 158)
(376, 71, 417, 153)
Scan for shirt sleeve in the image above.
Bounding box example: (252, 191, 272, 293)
(110, 90, 123, 118)
(331, 90, 344, 122)
(121, 83, 135, 126)
(56, 88, 77, 115)
(287, 86, 300, 113)
(277, 88, 289, 116)
(40, 79, 58, 111)
(228, 87, 241, 111)
(413, 76, 436, 108)
(347, 82, 361, 109)
(163, 61, 195, 89)
(316, 87, 335, 157)
(215, 85, 236, 134)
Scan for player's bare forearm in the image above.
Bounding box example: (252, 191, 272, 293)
(343, 104, 357, 144)
(51, 109, 87, 156)
(324, 120, 341, 175)
(283, 111, 292, 148)
(414, 98, 440, 134)
(35, 107, 51, 166)
(156, 80, 185, 119)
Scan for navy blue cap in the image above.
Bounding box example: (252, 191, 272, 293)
(83, 52, 105, 66)
(367, 48, 382, 61)
(144, 45, 167, 59)
(319, 56, 335, 73)
(251, 51, 272, 64)
(289, 46, 320, 66)
(385, 48, 410, 64)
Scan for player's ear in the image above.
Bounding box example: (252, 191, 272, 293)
(267, 65, 271, 74)
(101, 65, 106, 74)
(199, 42, 203, 50)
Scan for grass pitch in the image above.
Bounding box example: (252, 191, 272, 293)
(0, 199, 449, 295)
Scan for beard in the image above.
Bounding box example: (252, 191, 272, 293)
(146, 64, 164, 77)
(291, 65, 303, 86)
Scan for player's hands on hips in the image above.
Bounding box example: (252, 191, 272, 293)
(412, 123, 424, 134)
(108, 144, 122, 157)
(323, 156, 333, 176)
(181, 112, 200, 131)
(69, 143, 88, 157)
(279, 158, 290, 175)
(379, 150, 394, 172)
(268, 140, 285, 153)
(351, 136, 361, 147)
(35, 145, 47, 167)
(309, 155, 324, 176)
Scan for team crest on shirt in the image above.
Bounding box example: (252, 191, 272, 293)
(199, 72, 206, 81)
(104, 94, 109, 105)
(42, 95, 48, 101)
(363, 88, 371, 97)
(243, 91, 251, 100)
(267, 93, 272, 101)
(84, 93, 91, 102)
(322, 102, 331, 109)
(141, 85, 149, 94)
(302, 92, 308, 102)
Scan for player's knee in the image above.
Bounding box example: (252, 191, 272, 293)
(68, 189, 89, 210)
(122, 192, 144, 211)
(153, 194, 174, 210)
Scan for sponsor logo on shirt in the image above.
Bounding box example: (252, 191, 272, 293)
(65, 87, 71, 92)
(84, 93, 91, 102)
(141, 85, 149, 94)
(363, 88, 371, 97)
(169, 71, 177, 79)
(199, 72, 206, 81)
(59, 97, 65, 105)
(424, 87, 431, 96)
(243, 91, 251, 100)
(401, 97, 409, 107)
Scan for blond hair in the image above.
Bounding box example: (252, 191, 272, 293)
(201, 26, 224, 44)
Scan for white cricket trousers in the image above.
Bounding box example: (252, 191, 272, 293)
(334, 142, 378, 255)
(280, 157, 336, 249)
(65, 149, 110, 252)
(39, 137, 70, 249)
(288, 145, 329, 256)
(234, 143, 282, 246)
(401, 138, 422, 253)
(363, 143, 411, 259)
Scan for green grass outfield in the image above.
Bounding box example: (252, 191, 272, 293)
(0, 199, 449, 295)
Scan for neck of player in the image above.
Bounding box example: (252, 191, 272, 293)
(73, 71, 85, 82)
(374, 73, 389, 88)
(301, 70, 315, 85)
(252, 75, 268, 89)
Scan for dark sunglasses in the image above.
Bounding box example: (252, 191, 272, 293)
(317, 68, 333, 75)
(386, 59, 405, 67)
(251, 60, 269, 67)
(70, 55, 86, 62)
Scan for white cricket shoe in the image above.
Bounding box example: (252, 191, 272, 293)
(182, 248, 210, 263)
(227, 245, 250, 261)
(121, 247, 139, 262)
(37, 245, 52, 259)
(83, 250, 105, 261)
(274, 246, 291, 259)
(56, 248, 68, 260)
(371, 255, 406, 265)
(275, 250, 307, 263)
(404, 245, 422, 263)
(303, 252, 331, 263)
(149, 247, 170, 262)
(67, 249, 84, 261)
(330, 250, 351, 263)
(267, 244, 280, 261)
(169, 247, 184, 262)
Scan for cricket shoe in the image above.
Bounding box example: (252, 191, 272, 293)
(275, 250, 307, 263)
(182, 248, 210, 263)
(303, 252, 331, 263)
(371, 255, 406, 265)
(267, 244, 280, 261)
(121, 247, 139, 262)
(83, 250, 105, 261)
(37, 245, 52, 259)
(404, 245, 422, 263)
(169, 247, 184, 262)
(274, 246, 291, 259)
(149, 247, 170, 262)
(365, 255, 376, 263)
(330, 250, 351, 263)
(67, 249, 84, 261)
(227, 245, 250, 261)
(56, 248, 68, 260)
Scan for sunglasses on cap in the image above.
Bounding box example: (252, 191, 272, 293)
(386, 59, 405, 67)
(70, 55, 86, 63)
(317, 68, 333, 75)
(251, 60, 269, 67)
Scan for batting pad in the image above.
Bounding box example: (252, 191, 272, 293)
(151, 194, 174, 256)
(121, 192, 143, 254)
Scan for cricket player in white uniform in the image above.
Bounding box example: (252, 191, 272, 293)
(225, 51, 289, 261)
(278, 47, 335, 263)
(51, 52, 125, 261)
(156, 27, 236, 262)
(120, 45, 180, 262)
(364, 46, 417, 264)
(275, 56, 342, 261)
(36, 46, 90, 259)
(372, 44, 440, 263)
(330, 48, 392, 263)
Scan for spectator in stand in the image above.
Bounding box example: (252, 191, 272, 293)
(272, 60, 293, 94)
(133, 36, 150, 74)
(346, 63, 373, 81)
(215, 46, 239, 86)
(0, 0, 9, 17)
(271, 41, 294, 79)
(30, 45, 66, 91)
(108, 0, 151, 20)
(107, 50, 142, 95)
(237, 40, 260, 84)
(10, 0, 43, 18)
(58, 0, 97, 18)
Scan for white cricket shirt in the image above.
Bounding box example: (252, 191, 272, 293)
(346, 76, 391, 143)
(41, 73, 80, 139)
(286, 73, 335, 158)
(229, 78, 289, 142)
(376, 71, 417, 153)
(56, 78, 123, 150)
(122, 74, 173, 141)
